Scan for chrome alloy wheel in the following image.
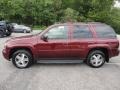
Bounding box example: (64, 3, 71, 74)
(90, 54, 104, 67)
(15, 53, 29, 68)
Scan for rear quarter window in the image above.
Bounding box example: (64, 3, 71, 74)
(94, 25, 116, 39)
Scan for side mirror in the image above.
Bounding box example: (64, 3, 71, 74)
(41, 35, 48, 42)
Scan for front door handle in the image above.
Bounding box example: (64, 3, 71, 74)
(88, 42, 95, 44)
(62, 43, 68, 45)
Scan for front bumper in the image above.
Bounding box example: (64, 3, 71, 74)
(2, 48, 10, 60)
(116, 49, 119, 56)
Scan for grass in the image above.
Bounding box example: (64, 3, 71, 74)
(32, 25, 47, 30)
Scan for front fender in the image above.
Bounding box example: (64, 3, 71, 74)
(7, 43, 37, 60)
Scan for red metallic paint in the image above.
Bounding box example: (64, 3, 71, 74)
(2, 23, 119, 61)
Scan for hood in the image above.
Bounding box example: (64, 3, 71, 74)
(12, 35, 33, 40)
(7, 35, 37, 44)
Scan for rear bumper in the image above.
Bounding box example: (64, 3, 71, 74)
(111, 48, 120, 57)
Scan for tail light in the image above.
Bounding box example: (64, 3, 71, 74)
(108, 40, 119, 49)
(116, 40, 119, 48)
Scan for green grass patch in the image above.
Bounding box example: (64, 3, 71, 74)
(32, 25, 47, 30)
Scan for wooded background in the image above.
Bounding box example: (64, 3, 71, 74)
(0, 0, 120, 33)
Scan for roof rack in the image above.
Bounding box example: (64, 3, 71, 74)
(53, 22, 106, 26)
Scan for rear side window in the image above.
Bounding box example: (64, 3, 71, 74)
(95, 25, 116, 39)
(73, 25, 93, 39)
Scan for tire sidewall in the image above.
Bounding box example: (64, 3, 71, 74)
(23, 29, 27, 33)
(12, 50, 33, 69)
(87, 50, 106, 68)
(0, 31, 4, 38)
(6, 31, 12, 36)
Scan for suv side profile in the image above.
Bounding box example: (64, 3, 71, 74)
(2, 22, 119, 69)
(0, 21, 13, 38)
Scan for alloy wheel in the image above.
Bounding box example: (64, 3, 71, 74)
(15, 53, 29, 68)
(90, 54, 104, 67)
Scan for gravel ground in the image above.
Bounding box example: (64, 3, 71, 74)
(0, 31, 120, 90)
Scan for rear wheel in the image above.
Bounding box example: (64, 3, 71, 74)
(86, 50, 106, 68)
(23, 29, 27, 33)
(0, 31, 4, 38)
(12, 50, 33, 69)
(6, 31, 12, 36)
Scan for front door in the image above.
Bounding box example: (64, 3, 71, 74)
(36, 25, 70, 59)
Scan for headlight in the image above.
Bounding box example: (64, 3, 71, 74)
(4, 43, 7, 49)
(4, 40, 9, 49)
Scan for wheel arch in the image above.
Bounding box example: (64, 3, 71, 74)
(9, 47, 34, 60)
(87, 47, 110, 62)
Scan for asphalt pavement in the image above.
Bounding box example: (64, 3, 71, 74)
(0, 31, 120, 90)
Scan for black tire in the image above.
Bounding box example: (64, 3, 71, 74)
(86, 50, 106, 68)
(12, 50, 33, 69)
(26, 31, 30, 33)
(0, 31, 4, 38)
(6, 32, 11, 36)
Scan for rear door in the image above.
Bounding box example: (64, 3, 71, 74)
(69, 24, 94, 59)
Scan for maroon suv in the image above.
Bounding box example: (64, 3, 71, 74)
(2, 22, 119, 68)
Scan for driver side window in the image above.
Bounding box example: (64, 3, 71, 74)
(45, 25, 68, 39)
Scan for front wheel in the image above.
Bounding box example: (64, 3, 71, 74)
(86, 50, 106, 68)
(12, 50, 33, 69)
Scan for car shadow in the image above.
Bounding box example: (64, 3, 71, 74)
(33, 62, 86, 68)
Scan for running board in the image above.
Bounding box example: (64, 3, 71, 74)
(37, 60, 83, 64)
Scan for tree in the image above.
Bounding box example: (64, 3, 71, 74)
(1, 0, 120, 33)
(61, 8, 79, 22)
(106, 8, 120, 33)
